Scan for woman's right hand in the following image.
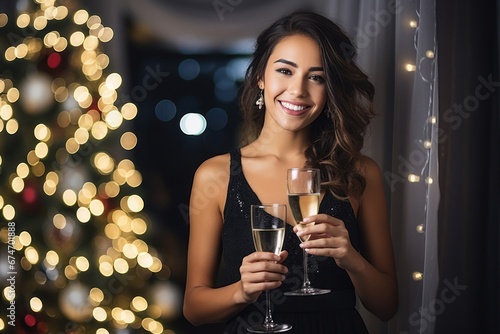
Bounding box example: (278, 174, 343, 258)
(237, 251, 289, 303)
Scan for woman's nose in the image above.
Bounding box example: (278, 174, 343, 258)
(287, 77, 307, 97)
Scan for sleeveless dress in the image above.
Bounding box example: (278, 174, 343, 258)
(219, 149, 369, 334)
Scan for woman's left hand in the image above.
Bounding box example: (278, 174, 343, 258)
(294, 214, 361, 272)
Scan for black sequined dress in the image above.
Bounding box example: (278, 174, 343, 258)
(220, 149, 369, 334)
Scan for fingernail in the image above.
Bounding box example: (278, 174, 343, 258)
(303, 217, 310, 222)
(274, 255, 280, 261)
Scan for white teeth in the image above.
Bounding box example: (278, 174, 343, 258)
(281, 101, 307, 111)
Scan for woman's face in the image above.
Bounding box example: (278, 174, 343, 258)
(259, 34, 327, 133)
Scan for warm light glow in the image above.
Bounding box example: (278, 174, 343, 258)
(63, 189, 77, 206)
(122, 243, 138, 259)
(2, 204, 15, 220)
(35, 142, 49, 159)
(89, 287, 104, 304)
(93, 307, 107, 322)
(89, 199, 105, 216)
(19, 231, 32, 246)
(131, 218, 147, 235)
(70, 31, 85, 47)
(53, 213, 67, 229)
(410, 20, 418, 28)
(120, 132, 137, 150)
(425, 177, 433, 184)
(113, 258, 129, 274)
(412, 271, 423, 281)
(105, 109, 123, 129)
(104, 223, 120, 239)
(45, 250, 59, 267)
(405, 64, 416, 72)
(428, 116, 437, 124)
(408, 174, 420, 182)
(121, 103, 138, 120)
(99, 262, 113, 276)
(74, 127, 89, 144)
(17, 13, 30, 28)
(426, 50, 435, 59)
(0, 104, 13, 120)
(34, 124, 51, 141)
(91, 121, 108, 140)
(76, 207, 91, 223)
(25, 246, 39, 264)
(76, 256, 90, 271)
(6, 119, 19, 134)
(11, 176, 25, 193)
(131, 296, 148, 312)
(127, 195, 144, 213)
(416, 224, 425, 233)
(74, 9, 89, 25)
(30, 297, 43, 312)
(33, 16, 48, 30)
(105, 73, 122, 90)
(137, 252, 153, 268)
(423, 140, 432, 149)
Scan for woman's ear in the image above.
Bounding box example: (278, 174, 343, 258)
(258, 79, 264, 90)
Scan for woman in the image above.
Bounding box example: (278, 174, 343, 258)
(183, 10, 397, 333)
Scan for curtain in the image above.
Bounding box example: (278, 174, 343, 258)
(435, 0, 500, 333)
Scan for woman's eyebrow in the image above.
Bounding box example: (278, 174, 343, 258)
(274, 58, 324, 72)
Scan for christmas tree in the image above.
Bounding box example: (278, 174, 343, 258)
(0, 0, 177, 332)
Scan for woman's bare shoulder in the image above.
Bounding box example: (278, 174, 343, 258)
(193, 153, 232, 184)
(360, 155, 382, 180)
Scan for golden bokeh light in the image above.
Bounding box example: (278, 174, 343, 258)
(25, 246, 39, 264)
(45, 250, 59, 267)
(35, 142, 49, 159)
(34, 124, 51, 141)
(6, 119, 19, 134)
(0, 104, 13, 120)
(33, 16, 48, 30)
(120, 132, 137, 151)
(76, 256, 90, 271)
(93, 307, 107, 322)
(2, 204, 15, 220)
(30, 297, 43, 312)
(76, 206, 91, 223)
(89, 287, 104, 304)
(121, 103, 138, 120)
(62, 189, 77, 206)
(73, 9, 89, 25)
(19, 231, 32, 246)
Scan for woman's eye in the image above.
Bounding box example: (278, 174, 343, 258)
(310, 75, 325, 83)
(277, 68, 291, 75)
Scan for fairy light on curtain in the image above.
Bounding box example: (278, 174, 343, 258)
(390, 0, 439, 333)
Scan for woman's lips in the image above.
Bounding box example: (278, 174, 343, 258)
(279, 100, 310, 116)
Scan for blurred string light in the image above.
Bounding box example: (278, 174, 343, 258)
(0, 1, 177, 332)
(405, 3, 437, 289)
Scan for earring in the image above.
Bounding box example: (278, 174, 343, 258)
(255, 89, 264, 109)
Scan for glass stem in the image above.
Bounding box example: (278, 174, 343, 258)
(263, 290, 274, 328)
(302, 249, 311, 290)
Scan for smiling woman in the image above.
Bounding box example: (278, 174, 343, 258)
(183, 9, 397, 334)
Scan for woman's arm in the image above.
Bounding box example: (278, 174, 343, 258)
(344, 156, 398, 320)
(183, 156, 288, 326)
(296, 157, 398, 320)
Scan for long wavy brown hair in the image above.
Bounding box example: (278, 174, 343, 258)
(239, 10, 375, 200)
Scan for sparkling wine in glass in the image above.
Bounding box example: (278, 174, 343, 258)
(285, 168, 331, 296)
(248, 204, 292, 333)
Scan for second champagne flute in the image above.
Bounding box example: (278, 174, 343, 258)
(285, 168, 331, 296)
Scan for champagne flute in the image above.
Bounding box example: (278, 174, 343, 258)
(285, 168, 331, 296)
(248, 204, 292, 333)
